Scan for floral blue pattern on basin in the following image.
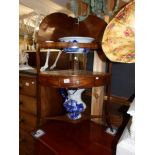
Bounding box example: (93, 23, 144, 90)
(58, 36, 94, 53)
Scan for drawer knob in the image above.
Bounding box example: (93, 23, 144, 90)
(96, 77, 99, 80)
(25, 82, 30, 86)
(75, 80, 80, 85)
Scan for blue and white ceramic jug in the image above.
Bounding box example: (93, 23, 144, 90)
(60, 88, 86, 120)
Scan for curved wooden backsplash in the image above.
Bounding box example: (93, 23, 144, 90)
(37, 12, 107, 42)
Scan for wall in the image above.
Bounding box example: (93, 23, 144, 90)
(111, 63, 135, 98)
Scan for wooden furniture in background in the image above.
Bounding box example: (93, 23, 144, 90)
(19, 72, 37, 155)
(19, 71, 64, 155)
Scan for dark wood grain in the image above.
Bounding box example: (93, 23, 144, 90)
(19, 94, 37, 115)
(34, 112, 130, 155)
(34, 120, 114, 155)
(20, 110, 37, 132)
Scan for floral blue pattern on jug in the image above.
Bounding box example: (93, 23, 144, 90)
(63, 99, 85, 120)
(59, 88, 86, 120)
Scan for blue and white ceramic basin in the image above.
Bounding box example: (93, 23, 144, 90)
(59, 36, 94, 43)
(58, 36, 94, 53)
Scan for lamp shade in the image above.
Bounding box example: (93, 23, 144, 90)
(102, 1, 135, 63)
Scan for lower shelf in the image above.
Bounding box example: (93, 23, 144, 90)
(34, 120, 114, 155)
(44, 114, 104, 124)
(44, 113, 123, 127)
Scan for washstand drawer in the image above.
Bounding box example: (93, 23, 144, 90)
(20, 129, 34, 153)
(19, 94, 37, 115)
(19, 76, 37, 97)
(59, 76, 94, 87)
(19, 111, 37, 131)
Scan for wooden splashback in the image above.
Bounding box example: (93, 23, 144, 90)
(37, 12, 107, 42)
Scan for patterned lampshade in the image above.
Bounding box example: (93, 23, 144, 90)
(102, 1, 135, 63)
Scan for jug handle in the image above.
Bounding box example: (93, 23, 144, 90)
(59, 88, 68, 101)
